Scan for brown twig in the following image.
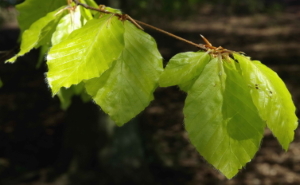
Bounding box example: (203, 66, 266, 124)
(134, 20, 206, 50)
(72, 0, 206, 50)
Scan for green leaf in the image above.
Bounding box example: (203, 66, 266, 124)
(36, 44, 50, 68)
(85, 21, 163, 125)
(0, 78, 3, 88)
(57, 82, 89, 110)
(47, 15, 125, 95)
(234, 53, 298, 150)
(80, 0, 94, 21)
(104, 7, 122, 14)
(16, 0, 66, 33)
(84, 0, 99, 8)
(51, 7, 82, 46)
(159, 51, 210, 88)
(79, 6, 93, 22)
(184, 57, 265, 179)
(6, 7, 65, 63)
(94, 6, 122, 18)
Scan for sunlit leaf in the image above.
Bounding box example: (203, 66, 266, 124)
(51, 7, 82, 46)
(184, 56, 265, 179)
(85, 21, 163, 125)
(234, 53, 298, 150)
(6, 7, 65, 63)
(47, 14, 125, 95)
(16, 0, 66, 33)
(159, 51, 210, 88)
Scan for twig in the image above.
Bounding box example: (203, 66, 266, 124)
(134, 20, 206, 50)
(73, 0, 116, 15)
(72, 0, 207, 50)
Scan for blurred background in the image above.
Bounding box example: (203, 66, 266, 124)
(0, 0, 300, 184)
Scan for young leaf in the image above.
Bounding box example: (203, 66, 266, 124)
(6, 7, 65, 63)
(159, 51, 210, 88)
(51, 7, 82, 46)
(234, 53, 298, 150)
(184, 57, 265, 179)
(47, 15, 125, 95)
(85, 21, 163, 125)
(16, 0, 66, 33)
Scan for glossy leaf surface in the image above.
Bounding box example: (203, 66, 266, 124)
(6, 7, 64, 63)
(16, 0, 66, 33)
(235, 53, 298, 150)
(47, 15, 125, 94)
(86, 21, 163, 125)
(184, 57, 265, 178)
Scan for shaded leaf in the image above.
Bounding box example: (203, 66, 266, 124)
(57, 82, 90, 110)
(84, 0, 99, 9)
(6, 7, 65, 63)
(234, 53, 298, 150)
(184, 57, 265, 178)
(36, 44, 50, 68)
(47, 15, 125, 94)
(79, 0, 94, 21)
(16, 0, 66, 33)
(85, 21, 163, 125)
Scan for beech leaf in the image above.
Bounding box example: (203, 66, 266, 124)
(235, 53, 298, 150)
(6, 7, 65, 63)
(159, 51, 210, 88)
(16, 0, 66, 33)
(85, 21, 163, 125)
(46, 15, 125, 94)
(184, 57, 265, 178)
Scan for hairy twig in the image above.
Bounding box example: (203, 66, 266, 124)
(72, 0, 206, 50)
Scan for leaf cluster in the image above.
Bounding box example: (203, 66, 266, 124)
(5, 0, 298, 179)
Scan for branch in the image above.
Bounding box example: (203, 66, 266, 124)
(72, 0, 207, 50)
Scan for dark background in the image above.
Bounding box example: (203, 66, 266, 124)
(0, 0, 300, 184)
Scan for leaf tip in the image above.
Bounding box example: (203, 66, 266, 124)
(5, 56, 17, 63)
